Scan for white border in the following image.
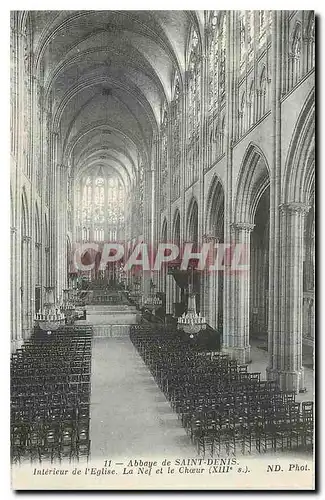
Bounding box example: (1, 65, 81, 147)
(1, 3, 323, 498)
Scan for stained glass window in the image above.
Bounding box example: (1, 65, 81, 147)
(291, 23, 302, 87)
(171, 77, 181, 201)
(77, 171, 125, 242)
(239, 12, 246, 68)
(239, 11, 255, 68)
(259, 11, 266, 46)
(208, 11, 226, 107)
(187, 28, 201, 139)
(306, 13, 315, 71)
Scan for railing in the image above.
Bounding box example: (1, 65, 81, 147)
(82, 290, 131, 306)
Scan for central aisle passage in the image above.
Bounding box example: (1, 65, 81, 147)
(90, 337, 194, 459)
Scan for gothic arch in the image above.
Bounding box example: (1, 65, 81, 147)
(21, 187, 29, 237)
(205, 175, 225, 240)
(186, 23, 202, 65)
(283, 90, 315, 205)
(186, 197, 198, 242)
(234, 143, 270, 224)
(172, 209, 180, 244)
(35, 202, 41, 243)
(161, 217, 167, 241)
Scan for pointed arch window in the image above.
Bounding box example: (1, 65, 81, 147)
(160, 102, 169, 209)
(171, 77, 181, 201)
(82, 177, 92, 223)
(208, 11, 226, 110)
(78, 171, 125, 242)
(247, 11, 255, 62)
(239, 92, 246, 136)
(239, 12, 246, 69)
(248, 82, 254, 128)
(94, 177, 105, 224)
(259, 67, 267, 118)
(187, 28, 201, 139)
(306, 13, 315, 72)
(239, 11, 255, 69)
(290, 23, 302, 88)
(219, 116, 225, 154)
(258, 11, 269, 47)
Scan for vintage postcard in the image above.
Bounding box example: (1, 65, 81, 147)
(10, 9, 315, 490)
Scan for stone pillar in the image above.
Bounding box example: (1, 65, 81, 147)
(142, 167, 153, 297)
(267, 10, 282, 382)
(202, 235, 218, 329)
(58, 164, 68, 294)
(223, 11, 236, 359)
(22, 235, 32, 339)
(49, 132, 58, 296)
(267, 202, 310, 393)
(223, 222, 254, 364)
(11, 226, 18, 349)
(165, 274, 174, 315)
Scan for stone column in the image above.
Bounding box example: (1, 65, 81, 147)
(223, 11, 236, 359)
(142, 167, 153, 297)
(22, 235, 32, 339)
(165, 274, 174, 315)
(268, 202, 310, 393)
(223, 222, 254, 364)
(11, 226, 17, 349)
(267, 10, 282, 382)
(59, 164, 68, 293)
(202, 235, 218, 329)
(44, 246, 50, 286)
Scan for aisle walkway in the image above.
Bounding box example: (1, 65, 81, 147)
(89, 337, 194, 459)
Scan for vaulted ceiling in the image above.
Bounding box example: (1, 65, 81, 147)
(30, 10, 204, 188)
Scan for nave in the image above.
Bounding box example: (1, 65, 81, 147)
(11, 323, 314, 465)
(90, 337, 193, 458)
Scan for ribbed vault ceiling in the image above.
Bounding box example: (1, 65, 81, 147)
(30, 10, 202, 188)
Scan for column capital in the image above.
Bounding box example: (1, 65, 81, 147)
(279, 202, 310, 215)
(231, 222, 255, 232)
(202, 233, 219, 243)
(10, 226, 17, 234)
(22, 235, 31, 243)
(35, 242, 42, 249)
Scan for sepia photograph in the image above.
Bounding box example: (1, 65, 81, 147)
(10, 9, 315, 490)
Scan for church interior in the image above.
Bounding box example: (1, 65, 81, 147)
(10, 11, 315, 464)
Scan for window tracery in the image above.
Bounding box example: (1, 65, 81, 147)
(187, 28, 201, 139)
(171, 77, 181, 201)
(290, 22, 302, 88)
(306, 13, 315, 73)
(208, 12, 226, 111)
(239, 10, 255, 69)
(160, 101, 169, 209)
(77, 171, 125, 242)
(259, 67, 267, 118)
(239, 92, 246, 136)
(248, 82, 254, 128)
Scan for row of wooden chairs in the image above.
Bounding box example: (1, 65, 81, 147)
(11, 326, 93, 464)
(130, 326, 314, 457)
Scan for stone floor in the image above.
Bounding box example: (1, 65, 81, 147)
(89, 337, 314, 459)
(89, 337, 194, 459)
